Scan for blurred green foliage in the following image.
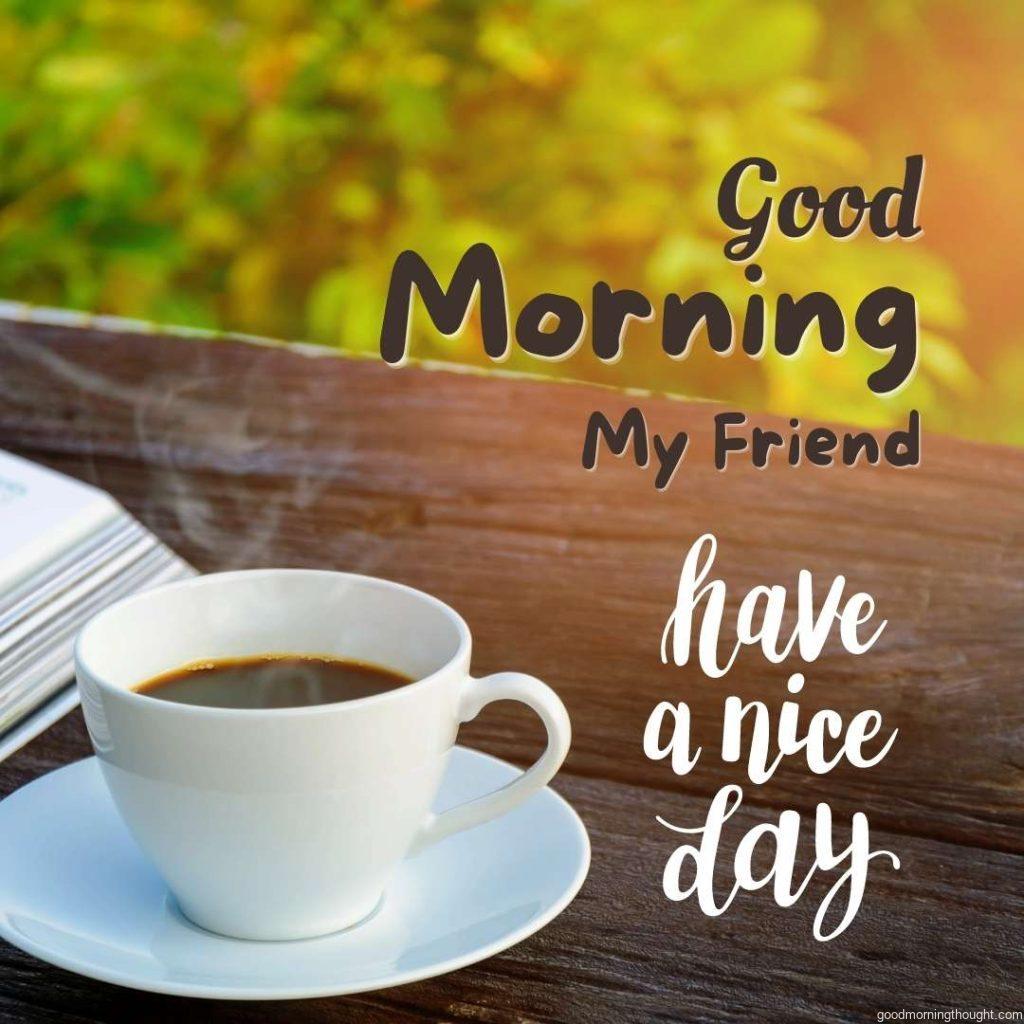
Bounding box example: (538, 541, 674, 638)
(0, 0, 1018, 442)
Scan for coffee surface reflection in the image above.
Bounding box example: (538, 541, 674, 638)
(135, 655, 411, 709)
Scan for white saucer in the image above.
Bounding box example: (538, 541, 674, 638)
(0, 747, 590, 1000)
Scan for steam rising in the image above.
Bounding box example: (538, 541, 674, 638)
(1, 329, 392, 574)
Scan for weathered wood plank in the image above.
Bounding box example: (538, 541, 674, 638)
(1, 321, 1020, 853)
(1, 319, 1022, 1020)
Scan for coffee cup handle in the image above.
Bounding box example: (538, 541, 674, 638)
(409, 672, 571, 854)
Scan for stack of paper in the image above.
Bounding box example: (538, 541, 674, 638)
(0, 450, 194, 761)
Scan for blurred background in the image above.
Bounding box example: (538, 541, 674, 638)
(0, 0, 1019, 443)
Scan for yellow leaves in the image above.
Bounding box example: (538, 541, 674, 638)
(228, 248, 279, 333)
(331, 55, 374, 98)
(331, 46, 447, 101)
(235, 0, 306, 29)
(84, 0, 206, 37)
(405, 52, 449, 87)
(477, 17, 558, 87)
(0, 0, 1016, 444)
(38, 54, 127, 93)
(918, 330, 977, 392)
(644, 0, 822, 96)
(308, 266, 385, 352)
(100, 255, 165, 319)
(185, 205, 245, 252)
(648, 236, 722, 292)
(242, 41, 299, 106)
(331, 182, 379, 223)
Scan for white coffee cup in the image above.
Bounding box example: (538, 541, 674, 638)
(74, 569, 571, 941)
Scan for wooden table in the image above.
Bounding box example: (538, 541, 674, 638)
(0, 316, 1021, 1023)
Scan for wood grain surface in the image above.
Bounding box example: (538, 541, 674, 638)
(0, 317, 1021, 1022)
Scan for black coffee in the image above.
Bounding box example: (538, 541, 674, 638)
(135, 655, 412, 709)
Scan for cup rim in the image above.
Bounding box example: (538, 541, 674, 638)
(74, 568, 472, 718)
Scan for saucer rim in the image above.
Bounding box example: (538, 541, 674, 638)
(0, 746, 591, 1000)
